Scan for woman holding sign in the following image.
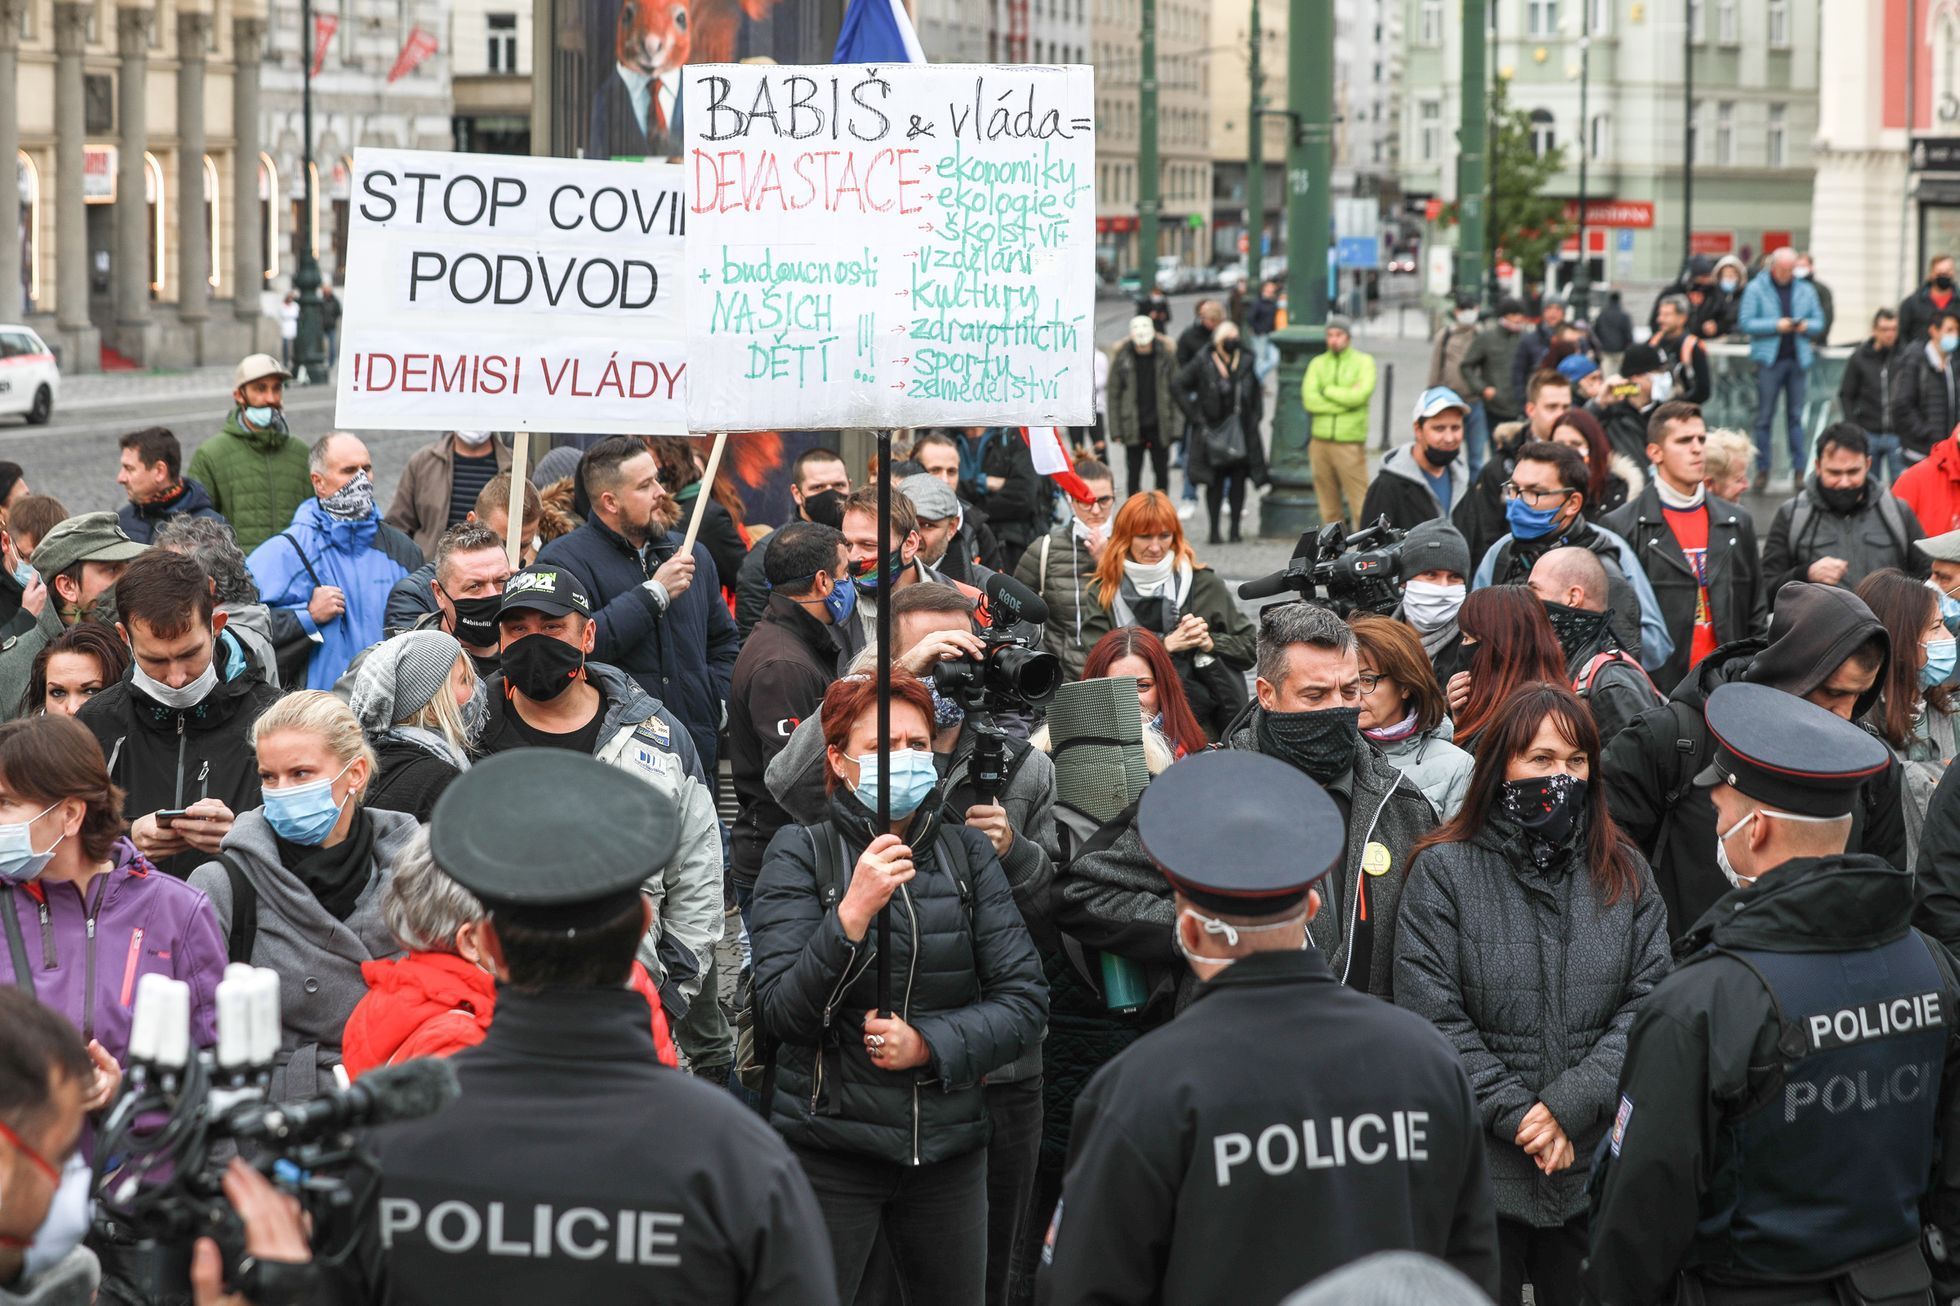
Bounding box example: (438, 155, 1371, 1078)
(1176, 321, 1267, 546)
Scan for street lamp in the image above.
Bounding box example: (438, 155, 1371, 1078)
(292, 0, 326, 382)
(1574, 24, 1591, 315)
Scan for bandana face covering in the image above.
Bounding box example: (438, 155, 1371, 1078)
(321, 469, 376, 521)
(1257, 706, 1361, 784)
(1498, 772, 1589, 868)
(1542, 600, 1610, 662)
(851, 546, 907, 592)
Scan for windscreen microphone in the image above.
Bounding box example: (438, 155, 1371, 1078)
(223, 1058, 460, 1146)
(1237, 570, 1295, 601)
(985, 571, 1051, 627)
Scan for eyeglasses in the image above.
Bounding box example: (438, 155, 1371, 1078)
(1501, 481, 1576, 507)
(1357, 671, 1386, 693)
(1079, 495, 1117, 510)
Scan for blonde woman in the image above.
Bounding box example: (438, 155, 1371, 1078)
(1701, 427, 1756, 503)
(349, 630, 480, 821)
(189, 690, 419, 1099)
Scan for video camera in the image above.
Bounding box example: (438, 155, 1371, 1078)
(91, 967, 459, 1305)
(929, 573, 1063, 804)
(1238, 516, 1406, 617)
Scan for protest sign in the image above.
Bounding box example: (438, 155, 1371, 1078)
(681, 63, 1097, 432)
(333, 148, 689, 434)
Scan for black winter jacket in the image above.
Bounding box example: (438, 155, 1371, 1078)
(1911, 346, 1960, 459)
(1602, 486, 1765, 695)
(363, 734, 462, 823)
(383, 563, 440, 636)
(963, 430, 1047, 564)
(1176, 350, 1267, 487)
(1839, 337, 1916, 437)
(751, 794, 1047, 1166)
(1394, 824, 1670, 1227)
(1760, 478, 1925, 601)
(728, 594, 839, 887)
(1648, 330, 1713, 405)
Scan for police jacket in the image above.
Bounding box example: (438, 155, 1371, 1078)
(1602, 485, 1766, 694)
(364, 986, 841, 1306)
(1393, 824, 1670, 1227)
(750, 792, 1047, 1166)
(1584, 856, 1960, 1305)
(1038, 950, 1500, 1306)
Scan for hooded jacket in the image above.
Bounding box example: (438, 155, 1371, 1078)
(185, 410, 315, 553)
(1057, 719, 1437, 1007)
(751, 792, 1047, 1166)
(1373, 720, 1475, 820)
(115, 477, 227, 545)
(0, 840, 226, 1063)
(188, 806, 423, 1100)
(1761, 475, 1924, 600)
(246, 499, 420, 691)
(1592, 452, 1647, 521)
(77, 634, 285, 879)
(1603, 484, 1766, 693)
(1894, 433, 1960, 537)
(1360, 444, 1470, 533)
(1839, 336, 1916, 437)
(1602, 582, 1907, 940)
(1394, 824, 1670, 1227)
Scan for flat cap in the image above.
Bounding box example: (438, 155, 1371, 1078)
(1917, 529, 1960, 563)
(32, 512, 146, 581)
(897, 473, 962, 523)
(1694, 682, 1890, 818)
(1140, 751, 1344, 914)
(430, 750, 679, 929)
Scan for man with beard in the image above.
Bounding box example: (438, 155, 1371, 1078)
(1527, 546, 1664, 744)
(1762, 422, 1924, 603)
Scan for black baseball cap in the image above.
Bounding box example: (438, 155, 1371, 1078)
(497, 564, 592, 620)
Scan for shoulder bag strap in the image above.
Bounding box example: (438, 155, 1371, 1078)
(218, 853, 258, 965)
(279, 532, 323, 590)
(0, 885, 33, 988)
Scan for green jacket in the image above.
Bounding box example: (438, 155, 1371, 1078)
(1299, 346, 1378, 444)
(186, 410, 316, 553)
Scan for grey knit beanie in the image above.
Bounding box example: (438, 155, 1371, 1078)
(349, 630, 465, 733)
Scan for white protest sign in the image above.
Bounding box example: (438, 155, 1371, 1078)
(334, 148, 689, 434)
(682, 63, 1097, 432)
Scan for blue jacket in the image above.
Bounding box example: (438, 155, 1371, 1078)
(1739, 270, 1825, 368)
(117, 477, 228, 545)
(246, 501, 419, 691)
(535, 517, 739, 768)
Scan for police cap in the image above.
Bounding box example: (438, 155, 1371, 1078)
(429, 750, 679, 929)
(1693, 682, 1890, 818)
(1139, 751, 1344, 914)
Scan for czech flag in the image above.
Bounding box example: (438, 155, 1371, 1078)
(1023, 427, 1096, 504)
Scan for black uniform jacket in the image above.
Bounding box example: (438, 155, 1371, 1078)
(1584, 856, 1960, 1306)
(1039, 949, 1500, 1306)
(362, 986, 840, 1306)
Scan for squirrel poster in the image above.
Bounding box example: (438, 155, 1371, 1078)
(585, 0, 779, 161)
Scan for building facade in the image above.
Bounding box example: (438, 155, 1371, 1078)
(1400, 0, 1820, 288)
(1093, 0, 1211, 272)
(1206, 0, 1285, 271)
(451, 0, 530, 154)
(5, 0, 278, 370)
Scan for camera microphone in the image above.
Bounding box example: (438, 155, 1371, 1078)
(1237, 567, 1302, 601)
(985, 572, 1050, 627)
(223, 1058, 460, 1147)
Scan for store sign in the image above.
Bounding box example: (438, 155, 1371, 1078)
(1561, 199, 1654, 228)
(1911, 136, 1960, 173)
(1690, 231, 1735, 256)
(83, 146, 116, 204)
(1761, 230, 1794, 253)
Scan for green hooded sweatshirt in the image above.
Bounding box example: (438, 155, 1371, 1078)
(185, 409, 315, 553)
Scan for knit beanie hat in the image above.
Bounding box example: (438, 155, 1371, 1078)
(1400, 518, 1473, 582)
(350, 630, 465, 733)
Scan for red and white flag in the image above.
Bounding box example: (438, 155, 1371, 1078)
(1021, 427, 1095, 504)
(310, 14, 338, 78)
(386, 26, 438, 82)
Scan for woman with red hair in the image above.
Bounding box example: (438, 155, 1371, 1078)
(750, 671, 1046, 1306)
(1448, 585, 1570, 755)
(1080, 626, 1209, 758)
(1078, 490, 1255, 739)
(1550, 409, 1645, 520)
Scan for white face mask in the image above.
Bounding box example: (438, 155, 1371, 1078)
(131, 658, 219, 711)
(453, 430, 493, 446)
(1402, 578, 1467, 633)
(1176, 906, 1308, 973)
(20, 1154, 94, 1282)
(1456, 309, 1479, 326)
(1129, 321, 1155, 349)
(1648, 371, 1676, 404)
(1716, 809, 1757, 890)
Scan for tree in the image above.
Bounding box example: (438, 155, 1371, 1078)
(1489, 78, 1572, 277)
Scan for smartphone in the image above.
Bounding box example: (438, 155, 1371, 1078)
(1609, 382, 1641, 399)
(155, 809, 190, 827)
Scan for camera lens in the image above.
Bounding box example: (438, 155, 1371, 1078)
(986, 645, 1064, 706)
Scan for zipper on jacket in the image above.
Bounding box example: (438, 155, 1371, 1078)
(196, 759, 211, 803)
(1340, 791, 1391, 988)
(81, 875, 106, 1045)
(172, 713, 188, 808)
(36, 900, 54, 970)
(899, 881, 922, 1166)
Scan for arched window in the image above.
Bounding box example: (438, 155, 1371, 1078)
(258, 152, 278, 284)
(16, 152, 38, 307)
(1529, 108, 1557, 159)
(143, 151, 164, 298)
(203, 155, 220, 290)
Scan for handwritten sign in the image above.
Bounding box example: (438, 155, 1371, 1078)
(682, 63, 1096, 432)
(333, 148, 688, 434)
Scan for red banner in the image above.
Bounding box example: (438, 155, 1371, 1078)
(386, 26, 438, 83)
(1690, 230, 1735, 256)
(310, 13, 338, 78)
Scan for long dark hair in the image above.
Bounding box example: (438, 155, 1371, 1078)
(1416, 682, 1645, 905)
(20, 622, 131, 718)
(1554, 408, 1612, 508)
(1082, 626, 1208, 756)
(1453, 586, 1568, 749)
(1856, 568, 1953, 749)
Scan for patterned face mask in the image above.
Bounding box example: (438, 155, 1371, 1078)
(320, 469, 376, 521)
(1499, 771, 1589, 867)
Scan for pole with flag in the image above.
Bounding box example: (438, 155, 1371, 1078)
(833, 0, 926, 64)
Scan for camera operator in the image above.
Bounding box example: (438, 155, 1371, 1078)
(0, 988, 95, 1305)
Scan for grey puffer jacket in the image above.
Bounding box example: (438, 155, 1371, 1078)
(1373, 721, 1474, 820)
(751, 793, 1047, 1166)
(189, 806, 420, 1101)
(1393, 823, 1670, 1227)
(1011, 522, 1104, 679)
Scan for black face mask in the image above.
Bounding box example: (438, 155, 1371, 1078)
(442, 586, 503, 648)
(1256, 706, 1361, 785)
(1423, 443, 1461, 468)
(1218, 338, 1241, 356)
(500, 633, 586, 702)
(1541, 599, 1609, 663)
(1938, 275, 1956, 292)
(802, 489, 848, 529)
(1498, 773, 1589, 868)
(1815, 480, 1867, 515)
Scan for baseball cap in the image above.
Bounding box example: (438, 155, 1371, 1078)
(1413, 386, 1469, 422)
(31, 512, 147, 581)
(1622, 343, 1667, 377)
(232, 353, 290, 388)
(1557, 354, 1600, 384)
(497, 565, 591, 620)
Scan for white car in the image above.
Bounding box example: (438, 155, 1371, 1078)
(0, 326, 57, 425)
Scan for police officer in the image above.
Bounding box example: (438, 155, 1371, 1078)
(1585, 681, 1960, 1305)
(1038, 751, 1500, 1305)
(360, 750, 839, 1305)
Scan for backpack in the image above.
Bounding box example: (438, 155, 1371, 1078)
(1573, 649, 1665, 712)
(1788, 491, 1913, 569)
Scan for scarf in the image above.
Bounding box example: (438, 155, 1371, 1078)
(1114, 556, 1191, 631)
(276, 807, 376, 922)
(381, 725, 470, 771)
(1363, 709, 1422, 745)
(1490, 774, 1589, 873)
(1255, 706, 1362, 785)
(1654, 478, 1705, 510)
(1543, 600, 1611, 665)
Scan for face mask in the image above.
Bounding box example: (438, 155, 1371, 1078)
(852, 748, 939, 820)
(1937, 275, 1955, 292)
(1505, 496, 1565, 541)
(1542, 599, 1609, 661)
(1175, 906, 1307, 973)
(1816, 481, 1867, 515)
(1257, 706, 1361, 784)
(1929, 580, 1960, 635)
(821, 573, 858, 625)
(1499, 773, 1589, 857)
(1218, 338, 1241, 356)
(1794, 267, 1812, 280)
(1648, 371, 1676, 403)
(1402, 579, 1466, 632)
(1456, 309, 1479, 326)
(242, 404, 282, 430)
(460, 677, 489, 743)
(262, 760, 354, 847)
(500, 632, 586, 702)
(19, 1153, 93, 1283)
(1925, 638, 1959, 688)
(850, 546, 907, 592)
(1422, 442, 1461, 468)
(442, 587, 503, 649)
(1716, 808, 1757, 890)
(10, 558, 33, 589)
(320, 469, 376, 521)
(1941, 335, 1958, 356)
(1129, 322, 1155, 349)
(929, 684, 966, 731)
(131, 658, 219, 711)
(801, 489, 847, 529)
(0, 802, 61, 885)
(452, 430, 493, 446)
(1719, 277, 1740, 292)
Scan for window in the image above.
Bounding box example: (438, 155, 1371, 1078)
(1715, 0, 1737, 43)
(1419, 0, 1443, 42)
(1529, 108, 1556, 158)
(1767, 103, 1787, 167)
(1687, 0, 1702, 41)
(1588, 0, 1611, 35)
(204, 154, 220, 291)
(1527, 0, 1559, 37)
(1419, 99, 1441, 162)
(1767, 0, 1790, 48)
(1715, 101, 1733, 164)
(1589, 111, 1610, 160)
(487, 13, 517, 73)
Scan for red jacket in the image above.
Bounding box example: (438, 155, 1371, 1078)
(341, 951, 679, 1079)
(1895, 436, 1960, 535)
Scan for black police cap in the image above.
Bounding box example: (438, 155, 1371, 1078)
(1693, 682, 1890, 818)
(1138, 751, 1345, 914)
(429, 750, 680, 929)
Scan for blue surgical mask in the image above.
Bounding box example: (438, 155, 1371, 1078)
(1932, 582, 1960, 635)
(262, 760, 354, 846)
(0, 802, 61, 885)
(1943, 335, 1959, 356)
(852, 748, 939, 820)
(1505, 496, 1564, 541)
(823, 573, 858, 624)
(243, 404, 280, 428)
(10, 558, 33, 589)
(1925, 638, 1959, 689)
